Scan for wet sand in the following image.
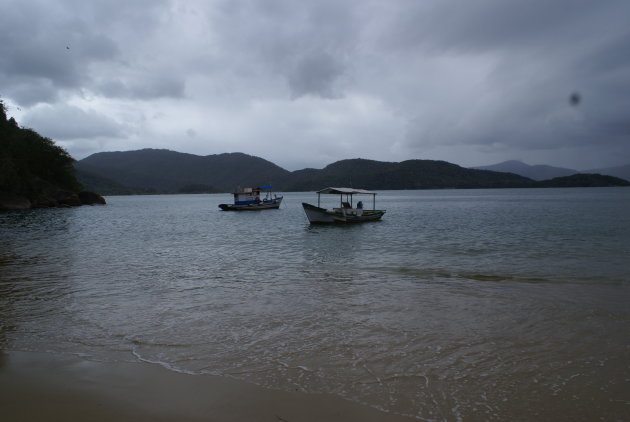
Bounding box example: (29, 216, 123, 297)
(0, 351, 416, 422)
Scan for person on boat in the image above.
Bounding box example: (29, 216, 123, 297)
(357, 201, 363, 209)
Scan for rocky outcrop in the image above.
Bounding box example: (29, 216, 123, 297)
(0, 188, 105, 211)
(0, 194, 31, 211)
(28, 179, 82, 208)
(78, 191, 107, 205)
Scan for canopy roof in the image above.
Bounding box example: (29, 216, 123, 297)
(316, 187, 376, 195)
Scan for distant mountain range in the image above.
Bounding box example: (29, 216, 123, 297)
(76, 149, 289, 194)
(473, 160, 630, 181)
(283, 158, 533, 191)
(75, 149, 630, 194)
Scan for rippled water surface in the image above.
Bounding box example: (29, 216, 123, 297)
(1, 188, 629, 421)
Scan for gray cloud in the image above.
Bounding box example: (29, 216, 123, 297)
(385, 0, 617, 54)
(0, 3, 119, 102)
(285, 51, 345, 99)
(0, 77, 59, 107)
(1, 0, 628, 170)
(387, 0, 630, 163)
(22, 104, 123, 140)
(0, 0, 180, 105)
(208, 0, 358, 99)
(95, 76, 186, 100)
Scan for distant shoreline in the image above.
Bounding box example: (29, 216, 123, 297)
(91, 184, 630, 197)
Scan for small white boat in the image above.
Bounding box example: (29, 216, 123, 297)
(302, 187, 385, 223)
(219, 186, 283, 211)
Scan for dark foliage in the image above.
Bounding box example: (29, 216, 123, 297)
(73, 146, 630, 195)
(0, 99, 81, 200)
(178, 184, 215, 194)
(281, 158, 534, 191)
(76, 149, 290, 193)
(77, 151, 538, 193)
(74, 170, 154, 195)
(535, 173, 630, 187)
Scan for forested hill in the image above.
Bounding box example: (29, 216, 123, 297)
(0, 100, 105, 210)
(473, 159, 630, 181)
(75, 150, 630, 194)
(535, 173, 630, 188)
(472, 160, 577, 181)
(76, 149, 291, 193)
(76, 151, 537, 193)
(286, 159, 628, 189)
(282, 158, 535, 191)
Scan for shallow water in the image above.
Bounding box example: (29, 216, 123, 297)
(1, 188, 629, 421)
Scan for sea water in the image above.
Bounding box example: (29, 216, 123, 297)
(1, 188, 629, 421)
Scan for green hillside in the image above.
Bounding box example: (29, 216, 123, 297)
(76, 152, 536, 193)
(0, 100, 105, 210)
(1, 101, 79, 195)
(76, 149, 290, 193)
(283, 158, 533, 191)
(74, 149, 630, 195)
(535, 173, 630, 187)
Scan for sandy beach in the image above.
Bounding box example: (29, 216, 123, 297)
(0, 351, 417, 422)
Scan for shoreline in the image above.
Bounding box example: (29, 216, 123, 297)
(0, 350, 416, 422)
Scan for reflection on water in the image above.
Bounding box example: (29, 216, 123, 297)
(1, 189, 629, 420)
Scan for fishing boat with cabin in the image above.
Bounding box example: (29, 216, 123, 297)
(302, 187, 385, 223)
(219, 186, 283, 211)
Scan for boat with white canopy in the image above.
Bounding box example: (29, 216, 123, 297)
(302, 187, 385, 223)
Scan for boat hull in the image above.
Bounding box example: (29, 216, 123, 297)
(302, 202, 385, 223)
(219, 198, 282, 211)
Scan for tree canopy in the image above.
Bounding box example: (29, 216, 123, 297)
(0, 99, 81, 200)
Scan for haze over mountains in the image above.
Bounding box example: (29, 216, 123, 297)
(75, 149, 630, 195)
(473, 160, 630, 181)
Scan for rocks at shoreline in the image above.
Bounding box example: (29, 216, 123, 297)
(78, 191, 107, 205)
(0, 190, 106, 211)
(0, 194, 31, 210)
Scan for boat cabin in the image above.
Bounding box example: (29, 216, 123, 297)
(233, 187, 263, 205)
(219, 185, 282, 211)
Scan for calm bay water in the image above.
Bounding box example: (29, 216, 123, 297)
(1, 188, 629, 421)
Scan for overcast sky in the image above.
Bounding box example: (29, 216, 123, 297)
(1, 0, 629, 171)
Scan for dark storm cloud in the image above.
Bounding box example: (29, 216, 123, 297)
(384, 0, 618, 55)
(380, 0, 630, 158)
(1, 0, 628, 169)
(208, 0, 630, 158)
(0, 76, 59, 106)
(210, 0, 357, 99)
(286, 51, 345, 99)
(0, 4, 118, 105)
(0, 0, 181, 106)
